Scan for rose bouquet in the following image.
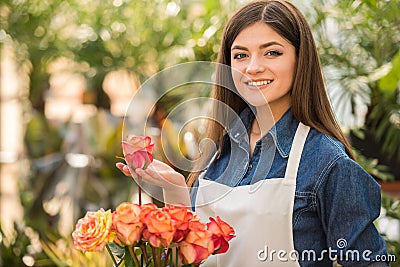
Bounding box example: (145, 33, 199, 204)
(72, 135, 235, 266)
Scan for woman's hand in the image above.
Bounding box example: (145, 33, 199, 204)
(116, 159, 186, 188)
(116, 160, 191, 206)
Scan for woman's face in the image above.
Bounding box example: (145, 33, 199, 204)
(230, 22, 296, 113)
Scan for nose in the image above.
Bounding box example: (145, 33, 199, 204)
(246, 56, 265, 74)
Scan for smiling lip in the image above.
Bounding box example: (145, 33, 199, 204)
(245, 79, 274, 88)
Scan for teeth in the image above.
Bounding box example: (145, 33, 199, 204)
(247, 80, 272, 86)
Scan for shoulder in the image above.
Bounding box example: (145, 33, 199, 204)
(302, 127, 380, 191)
(298, 127, 379, 191)
(300, 128, 349, 175)
(305, 127, 347, 158)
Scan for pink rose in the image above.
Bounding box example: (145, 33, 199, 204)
(112, 202, 144, 246)
(122, 135, 154, 155)
(207, 216, 235, 254)
(125, 150, 153, 170)
(179, 222, 214, 264)
(142, 208, 175, 247)
(72, 209, 114, 253)
(122, 135, 154, 171)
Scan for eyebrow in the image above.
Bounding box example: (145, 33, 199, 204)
(231, 41, 284, 51)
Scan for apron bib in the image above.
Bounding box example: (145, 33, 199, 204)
(195, 123, 310, 266)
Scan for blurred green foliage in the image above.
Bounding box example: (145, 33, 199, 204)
(381, 194, 400, 266)
(0, 223, 32, 267)
(310, 0, 400, 162)
(309, 1, 400, 261)
(1, 0, 240, 265)
(1, 0, 236, 110)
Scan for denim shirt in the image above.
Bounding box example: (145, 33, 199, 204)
(192, 107, 388, 267)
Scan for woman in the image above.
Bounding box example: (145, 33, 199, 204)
(117, 0, 389, 266)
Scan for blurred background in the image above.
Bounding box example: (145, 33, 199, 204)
(0, 0, 399, 266)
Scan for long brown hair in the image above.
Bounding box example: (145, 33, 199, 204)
(187, 0, 354, 187)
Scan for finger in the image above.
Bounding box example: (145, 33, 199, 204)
(115, 162, 134, 177)
(140, 168, 179, 189)
(142, 167, 163, 179)
(135, 168, 162, 186)
(127, 166, 140, 179)
(147, 161, 174, 173)
(116, 162, 125, 170)
(123, 167, 132, 176)
(135, 168, 146, 177)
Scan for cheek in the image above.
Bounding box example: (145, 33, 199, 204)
(230, 68, 244, 90)
(284, 66, 296, 88)
(285, 58, 297, 82)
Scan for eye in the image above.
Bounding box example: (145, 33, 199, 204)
(233, 53, 248, 60)
(266, 50, 283, 57)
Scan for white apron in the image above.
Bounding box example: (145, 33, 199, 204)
(195, 123, 310, 267)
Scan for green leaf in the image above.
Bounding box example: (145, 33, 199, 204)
(378, 48, 400, 96)
(107, 243, 125, 258)
(351, 128, 365, 140)
(124, 246, 135, 267)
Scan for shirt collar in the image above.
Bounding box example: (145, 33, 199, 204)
(228, 107, 299, 158)
(269, 108, 299, 158)
(227, 106, 254, 144)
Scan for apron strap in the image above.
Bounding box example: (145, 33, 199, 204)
(284, 122, 310, 181)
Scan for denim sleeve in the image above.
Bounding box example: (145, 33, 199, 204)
(317, 156, 389, 266)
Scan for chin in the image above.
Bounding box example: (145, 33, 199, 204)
(242, 95, 268, 106)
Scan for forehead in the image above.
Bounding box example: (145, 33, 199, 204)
(231, 22, 290, 48)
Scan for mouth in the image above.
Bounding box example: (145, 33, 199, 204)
(245, 79, 273, 87)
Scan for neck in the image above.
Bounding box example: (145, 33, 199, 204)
(253, 105, 290, 136)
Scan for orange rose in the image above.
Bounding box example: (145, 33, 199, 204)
(112, 202, 144, 246)
(72, 209, 114, 253)
(188, 219, 206, 232)
(142, 208, 175, 247)
(139, 203, 158, 222)
(207, 216, 235, 254)
(179, 224, 214, 264)
(163, 205, 196, 242)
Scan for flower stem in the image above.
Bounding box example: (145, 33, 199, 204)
(175, 247, 179, 267)
(129, 246, 141, 267)
(157, 247, 162, 267)
(127, 166, 142, 205)
(138, 175, 142, 205)
(163, 248, 171, 267)
(140, 243, 149, 265)
(151, 246, 159, 267)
